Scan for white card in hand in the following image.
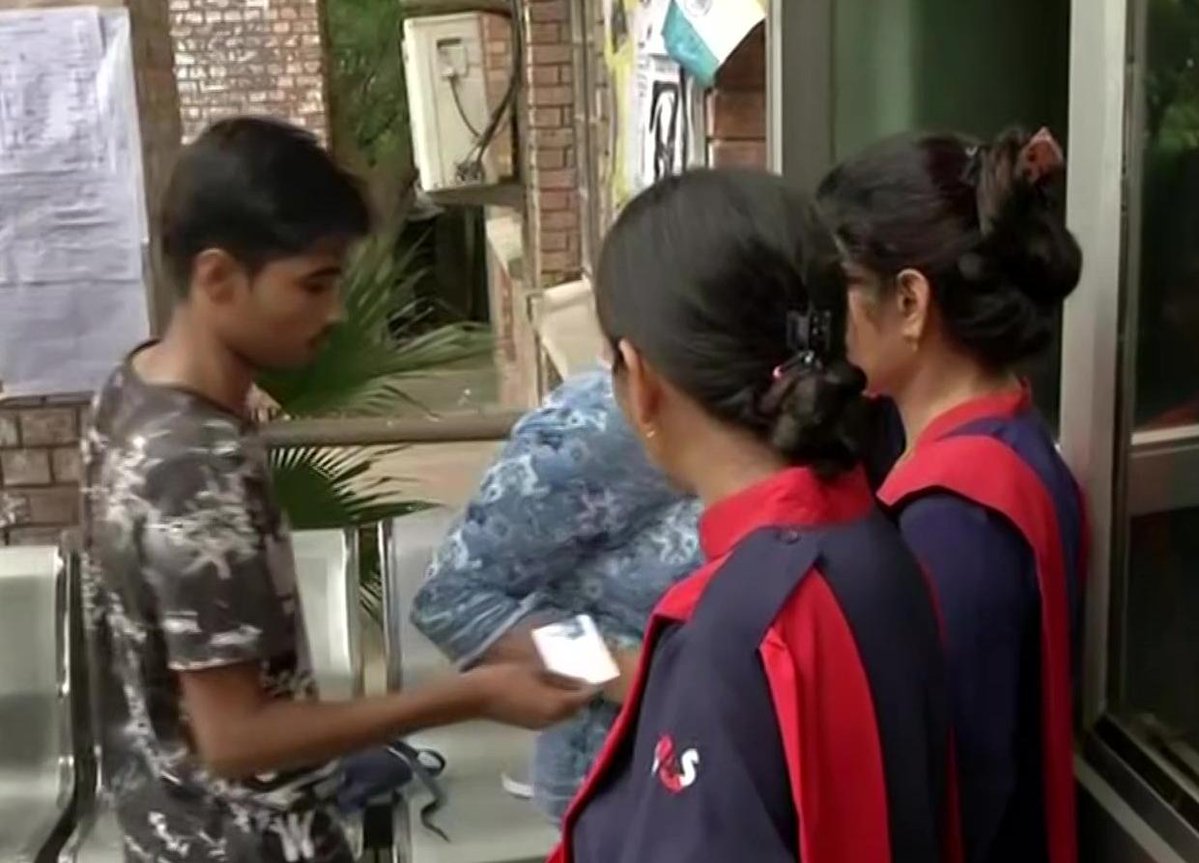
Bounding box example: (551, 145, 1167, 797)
(531, 615, 620, 685)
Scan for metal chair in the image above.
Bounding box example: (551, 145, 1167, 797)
(0, 545, 77, 863)
(292, 528, 365, 702)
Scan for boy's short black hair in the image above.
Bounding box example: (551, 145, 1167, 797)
(159, 116, 371, 294)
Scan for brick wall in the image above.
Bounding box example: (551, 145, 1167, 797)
(574, 0, 608, 275)
(0, 401, 87, 545)
(479, 3, 581, 406)
(481, 13, 515, 178)
(707, 23, 766, 170)
(169, 0, 328, 143)
(522, 0, 580, 289)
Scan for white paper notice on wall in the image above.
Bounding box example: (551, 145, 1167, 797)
(0, 6, 149, 398)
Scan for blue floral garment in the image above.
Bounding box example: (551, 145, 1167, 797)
(410, 369, 701, 820)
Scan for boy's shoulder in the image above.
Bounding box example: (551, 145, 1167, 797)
(89, 363, 253, 469)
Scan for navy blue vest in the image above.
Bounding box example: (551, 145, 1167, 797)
(571, 512, 949, 862)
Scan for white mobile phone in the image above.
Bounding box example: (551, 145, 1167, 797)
(531, 614, 620, 685)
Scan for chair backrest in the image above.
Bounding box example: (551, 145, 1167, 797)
(380, 507, 457, 692)
(292, 528, 363, 701)
(0, 545, 75, 862)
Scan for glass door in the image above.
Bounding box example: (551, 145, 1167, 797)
(1101, 0, 1199, 841)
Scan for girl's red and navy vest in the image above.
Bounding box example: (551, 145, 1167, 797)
(879, 387, 1087, 863)
(549, 467, 962, 863)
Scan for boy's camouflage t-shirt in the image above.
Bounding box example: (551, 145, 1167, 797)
(82, 358, 351, 863)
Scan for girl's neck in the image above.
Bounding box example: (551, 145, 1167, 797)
(891, 356, 1018, 450)
(677, 421, 788, 507)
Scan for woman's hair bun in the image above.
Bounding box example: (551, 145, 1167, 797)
(973, 127, 1082, 308)
(756, 358, 868, 477)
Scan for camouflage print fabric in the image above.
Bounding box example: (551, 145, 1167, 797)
(82, 355, 352, 863)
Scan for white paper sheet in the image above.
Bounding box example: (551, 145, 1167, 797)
(0, 7, 106, 175)
(0, 7, 149, 398)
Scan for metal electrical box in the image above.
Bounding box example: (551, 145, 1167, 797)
(402, 13, 493, 192)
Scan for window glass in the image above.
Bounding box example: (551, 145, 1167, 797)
(1132, 0, 1199, 430)
(1111, 0, 1199, 820)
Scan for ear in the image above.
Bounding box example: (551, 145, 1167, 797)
(616, 339, 664, 439)
(190, 248, 245, 306)
(893, 268, 933, 344)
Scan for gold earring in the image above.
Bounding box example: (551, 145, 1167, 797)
(644, 426, 658, 440)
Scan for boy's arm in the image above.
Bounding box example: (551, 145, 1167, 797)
(140, 446, 592, 780)
(178, 661, 590, 779)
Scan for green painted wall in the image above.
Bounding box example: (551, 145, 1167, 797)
(829, 0, 1072, 422)
(832, 0, 1071, 160)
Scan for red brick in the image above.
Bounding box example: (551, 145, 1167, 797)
(538, 168, 577, 189)
(24, 487, 79, 526)
(539, 190, 573, 211)
(527, 23, 563, 44)
(1, 450, 51, 486)
(530, 65, 560, 85)
(529, 1, 569, 22)
(541, 231, 570, 252)
(530, 107, 563, 128)
(531, 86, 573, 107)
(541, 209, 579, 230)
(540, 250, 580, 273)
(710, 140, 768, 170)
(528, 44, 572, 65)
(19, 409, 76, 446)
(535, 128, 575, 148)
(0, 413, 18, 447)
(534, 147, 566, 169)
(52, 447, 82, 484)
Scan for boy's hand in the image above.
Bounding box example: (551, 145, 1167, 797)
(463, 662, 598, 729)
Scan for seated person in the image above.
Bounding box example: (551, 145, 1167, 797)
(410, 368, 700, 820)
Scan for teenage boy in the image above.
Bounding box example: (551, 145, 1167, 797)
(83, 116, 593, 863)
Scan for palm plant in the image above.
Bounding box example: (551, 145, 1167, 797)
(260, 231, 491, 620)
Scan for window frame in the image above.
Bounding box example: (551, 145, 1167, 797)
(1066, 0, 1199, 849)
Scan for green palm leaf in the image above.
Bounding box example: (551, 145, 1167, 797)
(271, 444, 432, 625)
(271, 445, 431, 530)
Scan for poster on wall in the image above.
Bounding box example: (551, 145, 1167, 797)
(0, 6, 148, 397)
(600, 0, 701, 205)
(637, 55, 691, 186)
(603, 0, 639, 206)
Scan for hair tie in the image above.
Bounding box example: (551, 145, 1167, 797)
(1017, 127, 1064, 185)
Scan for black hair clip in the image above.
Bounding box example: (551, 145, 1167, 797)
(773, 308, 833, 379)
(961, 144, 984, 186)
